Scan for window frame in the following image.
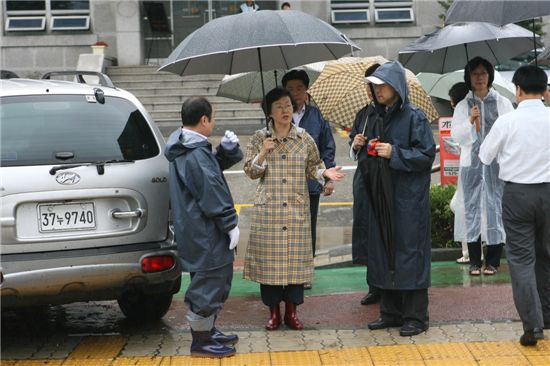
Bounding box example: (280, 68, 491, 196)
(331, 9, 370, 24)
(5, 16, 46, 32)
(374, 7, 414, 23)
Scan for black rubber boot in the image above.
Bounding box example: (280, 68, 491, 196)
(190, 329, 236, 358)
(211, 327, 239, 345)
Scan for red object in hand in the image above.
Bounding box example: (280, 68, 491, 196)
(367, 141, 379, 156)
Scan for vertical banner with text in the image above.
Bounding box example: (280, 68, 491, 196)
(438, 117, 459, 185)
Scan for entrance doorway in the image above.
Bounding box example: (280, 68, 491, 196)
(142, 1, 276, 62)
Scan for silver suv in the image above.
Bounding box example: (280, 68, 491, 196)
(0, 72, 182, 320)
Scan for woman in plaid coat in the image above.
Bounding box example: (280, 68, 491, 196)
(243, 87, 344, 330)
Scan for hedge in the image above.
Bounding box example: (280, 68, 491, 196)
(430, 184, 459, 248)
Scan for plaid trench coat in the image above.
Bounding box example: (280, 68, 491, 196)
(243, 125, 325, 285)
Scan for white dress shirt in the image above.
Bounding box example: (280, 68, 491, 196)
(479, 99, 550, 184)
(292, 104, 306, 127)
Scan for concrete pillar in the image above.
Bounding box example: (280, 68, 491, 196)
(115, 0, 143, 66)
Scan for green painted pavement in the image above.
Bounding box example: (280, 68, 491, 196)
(177, 261, 511, 298)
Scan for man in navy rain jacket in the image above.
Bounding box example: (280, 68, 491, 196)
(165, 97, 242, 358)
(283, 70, 336, 267)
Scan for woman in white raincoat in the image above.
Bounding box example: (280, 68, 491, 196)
(451, 57, 514, 276)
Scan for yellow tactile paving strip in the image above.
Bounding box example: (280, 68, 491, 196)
(5, 338, 550, 365)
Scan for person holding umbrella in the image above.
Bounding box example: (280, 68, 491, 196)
(243, 87, 344, 331)
(451, 57, 514, 276)
(282, 69, 337, 288)
(357, 61, 435, 337)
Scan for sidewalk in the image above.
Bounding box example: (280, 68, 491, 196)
(2, 262, 549, 365)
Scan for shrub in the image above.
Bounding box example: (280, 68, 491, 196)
(430, 184, 459, 248)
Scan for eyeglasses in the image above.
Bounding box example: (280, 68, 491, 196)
(272, 104, 293, 111)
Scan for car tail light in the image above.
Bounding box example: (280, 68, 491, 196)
(141, 256, 175, 273)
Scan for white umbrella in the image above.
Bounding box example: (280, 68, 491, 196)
(417, 70, 516, 103)
(216, 62, 326, 103)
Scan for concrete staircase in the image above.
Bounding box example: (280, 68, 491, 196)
(106, 65, 265, 137)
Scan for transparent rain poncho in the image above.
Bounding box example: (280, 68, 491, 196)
(450, 89, 514, 245)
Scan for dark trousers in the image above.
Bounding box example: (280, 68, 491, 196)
(309, 194, 320, 257)
(502, 182, 550, 331)
(186, 263, 233, 331)
(380, 289, 429, 327)
(260, 284, 304, 307)
(467, 237, 503, 268)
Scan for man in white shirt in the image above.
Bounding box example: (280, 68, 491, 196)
(240, 0, 259, 12)
(479, 65, 550, 347)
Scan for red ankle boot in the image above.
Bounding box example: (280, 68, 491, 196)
(284, 301, 304, 330)
(265, 304, 281, 331)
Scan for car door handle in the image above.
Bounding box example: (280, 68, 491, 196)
(111, 208, 144, 219)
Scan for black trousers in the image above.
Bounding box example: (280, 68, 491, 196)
(309, 193, 320, 257)
(260, 284, 304, 307)
(380, 289, 429, 327)
(467, 237, 503, 268)
(502, 182, 550, 331)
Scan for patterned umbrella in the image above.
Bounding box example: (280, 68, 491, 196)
(308, 56, 439, 129)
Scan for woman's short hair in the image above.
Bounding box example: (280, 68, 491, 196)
(464, 56, 494, 90)
(262, 87, 295, 115)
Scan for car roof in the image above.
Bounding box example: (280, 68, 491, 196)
(0, 78, 128, 98)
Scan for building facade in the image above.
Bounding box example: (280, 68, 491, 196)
(1, 0, 548, 78)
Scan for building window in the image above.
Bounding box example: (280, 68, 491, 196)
(374, 0, 414, 23)
(331, 1, 370, 24)
(5, 0, 90, 32)
(330, 0, 414, 25)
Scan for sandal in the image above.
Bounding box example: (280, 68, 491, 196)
(483, 265, 497, 275)
(456, 256, 470, 264)
(469, 265, 481, 276)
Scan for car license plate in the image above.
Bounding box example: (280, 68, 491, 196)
(38, 202, 96, 232)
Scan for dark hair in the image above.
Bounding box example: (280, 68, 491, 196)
(512, 65, 548, 94)
(464, 56, 494, 90)
(262, 87, 295, 115)
(448, 82, 469, 105)
(282, 69, 310, 88)
(364, 63, 380, 77)
(281, 2, 290, 9)
(180, 97, 212, 126)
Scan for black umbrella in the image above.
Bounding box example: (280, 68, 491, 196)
(357, 109, 395, 273)
(158, 10, 359, 133)
(398, 22, 540, 74)
(445, 0, 550, 65)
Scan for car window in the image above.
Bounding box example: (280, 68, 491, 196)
(0, 94, 160, 167)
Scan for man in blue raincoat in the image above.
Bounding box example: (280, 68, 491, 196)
(359, 61, 436, 337)
(165, 97, 242, 358)
(282, 70, 337, 268)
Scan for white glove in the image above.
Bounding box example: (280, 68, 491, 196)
(220, 130, 239, 150)
(228, 226, 240, 250)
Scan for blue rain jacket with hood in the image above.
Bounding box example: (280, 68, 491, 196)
(298, 104, 336, 194)
(165, 128, 243, 272)
(351, 61, 436, 290)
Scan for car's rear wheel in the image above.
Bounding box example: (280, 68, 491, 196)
(118, 291, 173, 321)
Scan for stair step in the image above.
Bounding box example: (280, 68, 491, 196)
(151, 109, 263, 119)
(130, 87, 218, 96)
(142, 101, 261, 111)
(113, 80, 222, 89)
